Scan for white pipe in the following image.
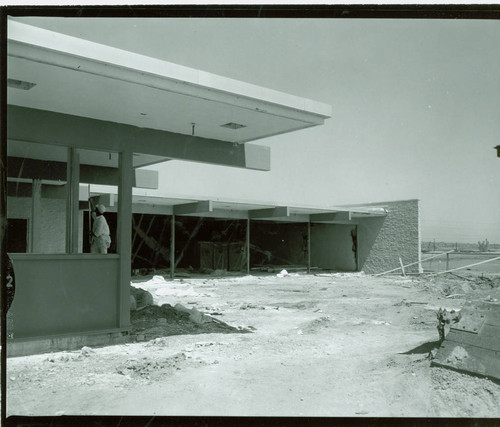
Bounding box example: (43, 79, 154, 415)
(431, 256, 500, 276)
(373, 250, 455, 277)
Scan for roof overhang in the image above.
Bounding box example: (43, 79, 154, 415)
(7, 19, 332, 171)
(85, 190, 387, 223)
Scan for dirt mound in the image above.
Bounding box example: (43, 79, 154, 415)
(474, 275, 500, 288)
(430, 367, 500, 417)
(130, 304, 249, 340)
(301, 316, 332, 334)
(130, 286, 154, 309)
(116, 352, 189, 380)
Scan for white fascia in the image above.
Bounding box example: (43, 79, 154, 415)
(8, 20, 332, 126)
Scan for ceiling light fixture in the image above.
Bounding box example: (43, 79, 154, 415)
(221, 122, 246, 130)
(8, 78, 36, 90)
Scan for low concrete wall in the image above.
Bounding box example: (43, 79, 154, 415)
(7, 328, 130, 357)
(358, 199, 421, 274)
(8, 254, 122, 339)
(310, 224, 357, 271)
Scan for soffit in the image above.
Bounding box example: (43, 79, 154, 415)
(7, 21, 332, 146)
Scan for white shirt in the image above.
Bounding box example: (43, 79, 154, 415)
(93, 215, 111, 244)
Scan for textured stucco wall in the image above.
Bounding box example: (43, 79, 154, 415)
(358, 199, 421, 274)
(8, 196, 67, 253)
(310, 224, 357, 271)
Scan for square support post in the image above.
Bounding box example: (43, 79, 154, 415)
(170, 214, 175, 280)
(31, 179, 42, 253)
(246, 218, 250, 275)
(66, 148, 80, 254)
(117, 150, 133, 329)
(307, 221, 311, 274)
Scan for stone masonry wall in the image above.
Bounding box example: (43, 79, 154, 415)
(358, 199, 421, 274)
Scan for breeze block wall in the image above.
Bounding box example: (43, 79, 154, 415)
(358, 199, 421, 274)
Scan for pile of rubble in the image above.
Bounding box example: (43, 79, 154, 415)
(129, 280, 249, 341)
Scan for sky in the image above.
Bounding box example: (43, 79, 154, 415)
(13, 16, 500, 244)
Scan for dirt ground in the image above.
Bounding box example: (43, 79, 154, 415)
(6, 270, 500, 418)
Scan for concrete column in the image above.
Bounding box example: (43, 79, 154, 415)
(307, 221, 311, 274)
(170, 214, 175, 280)
(117, 151, 132, 329)
(66, 148, 80, 253)
(246, 218, 250, 275)
(31, 179, 42, 253)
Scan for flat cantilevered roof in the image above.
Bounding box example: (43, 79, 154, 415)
(7, 20, 332, 151)
(89, 189, 387, 223)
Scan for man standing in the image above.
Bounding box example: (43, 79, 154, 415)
(91, 204, 111, 254)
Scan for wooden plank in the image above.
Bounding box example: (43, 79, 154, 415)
(174, 217, 204, 268)
(445, 329, 500, 352)
(152, 217, 169, 267)
(213, 243, 228, 270)
(454, 302, 500, 328)
(199, 242, 214, 270)
(228, 242, 245, 272)
(485, 309, 500, 327)
(131, 216, 157, 264)
(480, 323, 500, 338)
(399, 257, 406, 277)
(432, 341, 500, 381)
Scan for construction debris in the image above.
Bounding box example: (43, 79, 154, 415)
(7, 272, 500, 417)
(436, 308, 461, 342)
(277, 269, 289, 278)
(432, 301, 500, 381)
(130, 303, 249, 340)
(130, 286, 154, 311)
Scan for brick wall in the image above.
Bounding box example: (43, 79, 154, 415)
(358, 199, 421, 274)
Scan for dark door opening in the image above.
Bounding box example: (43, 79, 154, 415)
(7, 218, 28, 253)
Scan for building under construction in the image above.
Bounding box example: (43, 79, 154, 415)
(5, 19, 421, 354)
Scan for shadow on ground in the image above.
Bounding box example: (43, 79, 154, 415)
(400, 340, 441, 355)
